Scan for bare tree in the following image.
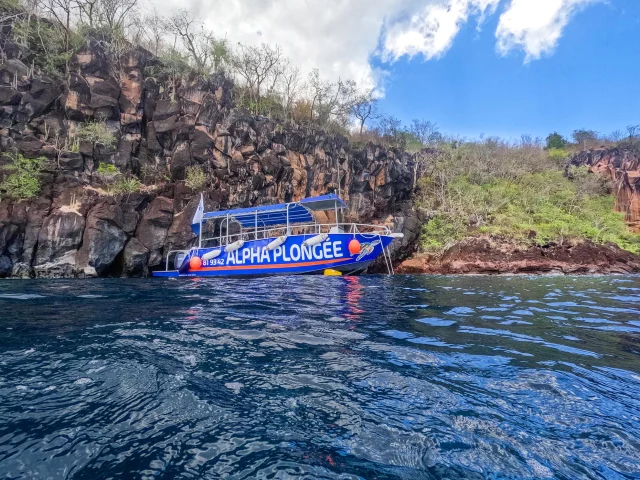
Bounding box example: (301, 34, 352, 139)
(307, 69, 357, 127)
(99, 0, 138, 32)
(43, 0, 73, 53)
(608, 130, 624, 143)
(231, 43, 283, 115)
(410, 119, 442, 146)
(377, 114, 405, 148)
(352, 90, 379, 134)
(278, 59, 300, 119)
(76, 0, 100, 27)
(627, 125, 640, 143)
(138, 8, 164, 56)
(166, 10, 212, 73)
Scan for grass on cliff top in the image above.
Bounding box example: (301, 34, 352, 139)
(417, 143, 640, 255)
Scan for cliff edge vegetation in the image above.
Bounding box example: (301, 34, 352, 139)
(415, 137, 640, 256)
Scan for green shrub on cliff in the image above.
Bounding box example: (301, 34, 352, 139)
(111, 175, 141, 195)
(547, 148, 569, 163)
(77, 122, 117, 149)
(419, 171, 640, 255)
(185, 166, 207, 190)
(0, 153, 47, 201)
(95, 162, 119, 184)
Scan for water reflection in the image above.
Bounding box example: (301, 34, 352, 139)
(342, 276, 365, 322)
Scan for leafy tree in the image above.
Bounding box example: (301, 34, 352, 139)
(545, 132, 567, 150)
(147, 49, 191, 101)
(547, 148, 569, 163)
(210, 37, 230, 73)
(572, 129, 599, 149)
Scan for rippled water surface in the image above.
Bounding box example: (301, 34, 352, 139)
(1, 276, 640, 479)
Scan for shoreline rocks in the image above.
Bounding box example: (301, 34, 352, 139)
(396, 237, 640, 275)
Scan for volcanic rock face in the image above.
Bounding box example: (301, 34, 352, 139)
(0, 39, 420, 277)
(397, 237, 640, 275)
(570, 146, 640, 232)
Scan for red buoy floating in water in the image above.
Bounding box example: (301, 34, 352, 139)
(348, 239, 361, 255)
(189, 256, 203, 270)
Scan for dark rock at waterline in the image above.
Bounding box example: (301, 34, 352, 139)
(76, 202, 127, 277)
(34, 212, 86, 268)
(0, 255, 12, 277)
(397, 237, 640, 275)
(122, 238, 150, 277)
(135, 196, 174, 269)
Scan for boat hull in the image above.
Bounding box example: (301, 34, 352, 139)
(152, 233, 394, 278)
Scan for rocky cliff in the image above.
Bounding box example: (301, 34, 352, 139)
(0, 39, 421, 278)
(570, 146, 640, 232)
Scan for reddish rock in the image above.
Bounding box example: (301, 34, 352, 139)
(397, 237, 640, 275)
(571, 146, 640, 231)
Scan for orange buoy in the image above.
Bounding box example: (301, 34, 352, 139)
(189, 256, 203, 270)
(348, 239, 361, 255)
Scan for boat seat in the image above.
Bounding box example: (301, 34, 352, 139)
(329, 226, 345, 234)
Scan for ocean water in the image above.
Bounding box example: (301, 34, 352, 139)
(1, 276, 639, 480)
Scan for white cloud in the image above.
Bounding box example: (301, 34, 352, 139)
(154, 0, 411, 90)
(496, 0, 600, 61)
(148, 0, 599, 89)
(382, 0, 501, 61)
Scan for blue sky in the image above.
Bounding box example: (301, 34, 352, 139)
(177, 0, 639, 141)
(374, 1, 640, 140)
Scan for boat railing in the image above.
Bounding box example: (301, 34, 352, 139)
(201, 222, 391, 248)
(162, 223, 392, 271)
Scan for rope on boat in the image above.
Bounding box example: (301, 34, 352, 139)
(378, 234, 394, 275)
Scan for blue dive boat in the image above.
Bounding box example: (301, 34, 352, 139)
(152, 194, 403, 278)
